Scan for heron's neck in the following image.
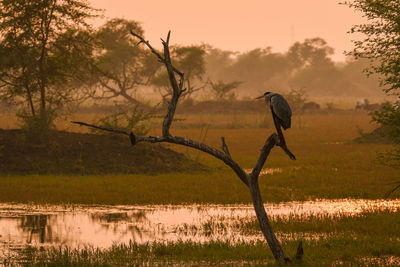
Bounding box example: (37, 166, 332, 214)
(265, 94, 273, 105)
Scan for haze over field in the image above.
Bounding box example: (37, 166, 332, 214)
(89, 0, 367, 62)
(86, 0, 388, 101)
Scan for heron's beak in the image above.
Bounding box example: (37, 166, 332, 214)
(255, 95, 264, 100)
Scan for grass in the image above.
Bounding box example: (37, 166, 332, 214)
(11, 210, 400, 266)
(0, 112, 398, 204)
(18, 239, 400, 266)
(1, 112, 399, 265)
(0, 162, 397, 204)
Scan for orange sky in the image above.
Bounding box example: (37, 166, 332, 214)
(89, 0, 367, 62)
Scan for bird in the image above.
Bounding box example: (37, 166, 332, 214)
(256, 91, 295, 160)
(256, 91, 292, 131)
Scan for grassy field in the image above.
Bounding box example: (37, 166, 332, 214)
(0, 112, 398, 204)
(1, 112, 400, 266)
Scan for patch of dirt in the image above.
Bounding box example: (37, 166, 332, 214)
(353, 126, 397, 144)
(0, 129, 206, 175)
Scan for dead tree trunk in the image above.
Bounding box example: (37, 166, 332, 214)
(73, 31, 300, 262)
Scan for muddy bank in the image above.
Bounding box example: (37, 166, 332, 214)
(0, 129, 206, 175)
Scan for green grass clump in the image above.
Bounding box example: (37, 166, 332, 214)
(241, 209, 400, 236)
(15, 238, 400, 266)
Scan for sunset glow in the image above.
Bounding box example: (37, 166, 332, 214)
(90, 0, 367, 61)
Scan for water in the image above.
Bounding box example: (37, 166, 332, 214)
(0, 199, 399, 260)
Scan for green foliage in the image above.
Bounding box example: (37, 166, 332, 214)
(17, 110, 56, 144)
(345, 0, 400, 94)
(92, 105, 157, 136)
(209, 80, 242, 101)
(372, 104, 400, 141)
(204, 41, 377, 98)
(326, 102, 335, 110)
(91, 19, 160, 105)
(346, 0, 400, 167)
(151, 45, 207, 101)
(287, 37, 334, 69)
(0, 0, 99, 125)
(227, 48, 292, 91)
(372, 103, 400, 167)
(282, 88, 307, 111)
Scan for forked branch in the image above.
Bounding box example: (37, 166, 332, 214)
(73, 30, 300, 262)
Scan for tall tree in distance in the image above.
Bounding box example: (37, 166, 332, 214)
(0, 0, 98, 128)
(287, 37, 334, 69)
(91, 19, 160, 106)
(226, 48, 292, 92)
(287, 38, 340, 96)
(151, 45, 207, 104)
(209, 80, 242, 101)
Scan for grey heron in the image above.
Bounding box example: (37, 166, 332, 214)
(256, 91, 296, 160)
(256, 91, 292, 132)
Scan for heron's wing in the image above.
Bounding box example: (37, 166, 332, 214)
(271, 94, 292, 129)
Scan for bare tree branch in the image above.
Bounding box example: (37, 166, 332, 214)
(251, 134, 279, 178)
(72, 121, 130, 135)
(130, 30, 184, 78)
(221, 137, 231, 157)
(384, 182, 400, 199)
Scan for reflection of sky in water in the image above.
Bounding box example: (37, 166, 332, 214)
(0, 198, 400, 259)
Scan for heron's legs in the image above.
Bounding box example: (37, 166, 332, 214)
(272, 111, 286, 146)
(272, 111, 296, 160)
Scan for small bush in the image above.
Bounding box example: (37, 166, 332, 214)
(17, 109, 56, 144)
(282, 88, 307, 111)
(372, 103, 400, 168)
(92, 104, 157, 136)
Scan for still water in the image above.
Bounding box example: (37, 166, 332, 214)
(0, 199, 399, 259)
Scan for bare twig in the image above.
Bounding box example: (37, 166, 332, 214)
(130, 30, 183, 77)
(221, 137, 231, 157)
(251, 134, 278, 178)
(71, 121, 130, 135)
(384, 182, 400, 199)
(130, 30, 164, 63)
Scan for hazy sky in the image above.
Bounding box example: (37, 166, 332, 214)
(89, 0, 367, 62)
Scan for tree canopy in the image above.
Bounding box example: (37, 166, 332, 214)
(346, 0, 400, 168)
(346, 0, 400, 95)
(151, 45, 207, 103)
(90, 18, 160, 106)
(0, 0, 98, 126)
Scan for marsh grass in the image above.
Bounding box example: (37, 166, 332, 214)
(243, 209, 400, 236)
(0, 160, 397, 204)
(12, 210, 400, 266)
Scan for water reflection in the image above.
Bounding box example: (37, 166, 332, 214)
(0, 199, 400, 259)
(19, 214, 52, 244)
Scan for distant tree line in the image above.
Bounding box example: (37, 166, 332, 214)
(204, 38, 381, 99)
(0, 0, 383, 131)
